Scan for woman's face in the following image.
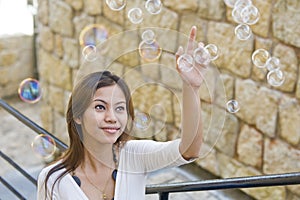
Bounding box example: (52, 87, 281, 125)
(76, 84, 128, 144)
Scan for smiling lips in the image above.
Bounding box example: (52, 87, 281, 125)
(101, 127, 120, 134)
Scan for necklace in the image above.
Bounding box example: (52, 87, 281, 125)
(82, 166, 111, 200)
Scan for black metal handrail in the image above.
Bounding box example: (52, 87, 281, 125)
(0, 151, 37, 186)
(1, 98, 300, 200)
(0, 99, 68, 151)
(0, 176, 26, 200)
(146, 172, 300, 199)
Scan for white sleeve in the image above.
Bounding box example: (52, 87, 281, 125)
(120, 139, 194, 173)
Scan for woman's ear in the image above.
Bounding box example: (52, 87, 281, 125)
(74, 117, 82, 125)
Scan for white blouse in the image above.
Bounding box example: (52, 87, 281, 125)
(37, 139, 192, 200)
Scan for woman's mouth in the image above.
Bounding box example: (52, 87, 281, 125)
(101, 127, 120, 134)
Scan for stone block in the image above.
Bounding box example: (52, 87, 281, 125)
(64, 0, 83, 11)
(279, 96, 300, 146)
(251, 0, 272, 38)
(84, 0, 101, 15)
(48, 85, 65, 115)
(237, 124, 263, 168)
(272, 0, 300, 48)
(198, 0, 225, 21)
(49, 1, 73, 36)
(39, 26, 54, 52)
(236, 79, 280, 137)
(263, 138, 300, 174)
(163, 0, 198, 13)
(63, 38, 79, 68)
(37, 0, 49, 25)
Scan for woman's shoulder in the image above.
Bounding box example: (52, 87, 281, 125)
(38, 159, 65, 180)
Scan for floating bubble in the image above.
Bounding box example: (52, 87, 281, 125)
(177, 53, 194, 72)
(138, 40, 162, 62)
(205, 44, 219, 61)
(141, 29, 156, 44)
(145, 0, 162, 15)
(128, 7, 143, 24)
(251, 49, 270, 68)
(82, 45, 98, 62)
(232, 6, 244, 23)
(134, 112, 151, 130)
(234, 0, 253, 8)
(79, 24, 108, 47)
(105, 0, 126, 11)
(241, 4, 260, 25)
(193, 47, 211, 65)
(267, 69, 285, 87)
(224, 0, 238, 8)
(18, 78, 42, 103)
(226, 99, 240, 113)
(265, 57, 281, 71)
(31, 134, 56, 159)
(234, 23, 252, 40)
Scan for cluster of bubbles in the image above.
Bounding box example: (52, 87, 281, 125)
(224, 0, 260, 40)
(134, 111, 151, 130)
(18, 78, 42, 104)
(79, 24, 109, 62)
(226, 99, 240, 113)
(252, 49, 285, 87)
(31, 134, 57, 159)
(177, 43, 219, 72)
(138, 29, 162, 62)
(105, 0, 162, 25)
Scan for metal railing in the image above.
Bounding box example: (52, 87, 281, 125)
(1, 98, 300, 200)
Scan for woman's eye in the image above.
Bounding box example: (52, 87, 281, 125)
(95, 105, 105, 110)
(116, 106, 125, 112)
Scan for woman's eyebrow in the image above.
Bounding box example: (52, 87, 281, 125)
(93, 99, 107, 104)
(93, 99, 125, 105)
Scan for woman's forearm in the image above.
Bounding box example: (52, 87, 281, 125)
(179, 82, 203, 160)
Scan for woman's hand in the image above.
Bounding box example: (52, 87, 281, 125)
(176, 26, 208, 88)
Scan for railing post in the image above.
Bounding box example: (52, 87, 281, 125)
(158, 192, 169, 200)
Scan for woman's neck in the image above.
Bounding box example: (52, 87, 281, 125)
(83, 144, 115, 172)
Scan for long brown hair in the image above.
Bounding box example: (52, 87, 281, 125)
(43, 71, 134, 199)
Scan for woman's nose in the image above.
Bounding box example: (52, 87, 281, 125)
(104, 109, 117, 123)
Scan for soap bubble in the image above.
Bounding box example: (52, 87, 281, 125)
(193, 46, 211, 65)
(106, 0, 126, 11)
(141, 29, 156, 44)
(234, 23, 252, 40)
(265, 57, 281, 71)
(240, 4, 260, 25)
(134, 112, 151, 130)
(226, 99, 240, 113)
(79, 24, 108, 47)
(267, 69, 285, 87)
(31, 134, 56, 159)
(128, 7, 143, 24)
(234, 0, 253, 9)
(145, 0, 162, 15)
(138, 40, 162, 62)
(18, 78, 42, 103)
(82, 45, 98, 62)
(251, 49, 270, 68)
(177, 53, 194, 72)
(205, 44, 219, 61)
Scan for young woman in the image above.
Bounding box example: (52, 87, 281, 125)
(37, 26, 206, 200)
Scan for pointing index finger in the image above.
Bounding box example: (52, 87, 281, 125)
(186, 26, 197, 53)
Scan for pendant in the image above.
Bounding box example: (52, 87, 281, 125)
(112, 169, 117, 181)
(102, 193, 107, 200)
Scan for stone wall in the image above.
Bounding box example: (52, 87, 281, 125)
(36, 0, 300, 199)
(0, 35, 34, 98)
